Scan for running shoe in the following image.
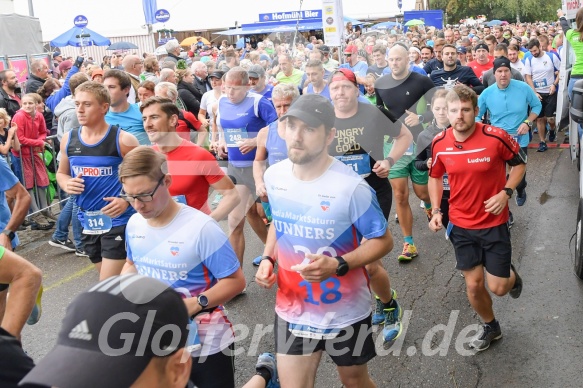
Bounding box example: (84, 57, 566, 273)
(509, 263, 523, 299)
(515, 190, 527, 207)
(42, 211, 58, 222)
(252, 255, 262, 266)
(537, 141, 547, 152)
(26, 285, 43, 325)
(75, 248, 89, 257)
(372, 289, 398, 325)
(508, 212, 514, 229)
(211, 193, 223, 209)
(256, 352, 279, 388)
(470, 322, 502, 351)
(549, 129, 557, 142)
(48, 237, 76, 252)
(382, 297, 403, 342)
(420, 200, 425, 209)
(398, 243, 418, 261)
(533, 127, 538, 134)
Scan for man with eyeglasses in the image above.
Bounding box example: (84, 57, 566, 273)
(57, 81, 139, 281)
(122, 55, 143, 103)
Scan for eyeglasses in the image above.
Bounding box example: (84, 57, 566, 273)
(120, 176, 164, 203)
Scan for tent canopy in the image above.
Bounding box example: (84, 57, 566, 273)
(0, 14, 43, 55)
(50, 26, 111, 48)
(214, 16, 365, 36)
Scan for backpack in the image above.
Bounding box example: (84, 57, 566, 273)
(526, 51, 559, 73)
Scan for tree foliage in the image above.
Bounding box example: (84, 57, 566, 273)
(429, 0, 561, 24)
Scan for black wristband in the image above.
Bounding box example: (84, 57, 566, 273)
(261, 255, 276, 266)
(385, 156, 395, 167)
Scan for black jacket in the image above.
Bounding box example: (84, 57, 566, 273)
(177, 81, 202, 116)
(0, 88, 21, 119)
(25, 74, 45, 94)
(194, 76, 211, 99)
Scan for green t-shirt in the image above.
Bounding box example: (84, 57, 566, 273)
(0, 245, 4, 261)
(566, 29, 583, 76)
(275, 69, 304, 87)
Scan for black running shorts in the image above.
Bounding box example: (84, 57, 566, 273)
(274, 314, 376, 367)
(449, 223, 512, 278)
(81, 224, 127, 264)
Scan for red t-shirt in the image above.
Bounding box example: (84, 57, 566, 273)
(429, 122, 520, 229)
(467, 57, 494, 81)
(176, 110, 202, 141)
(153, 139, 224, 214)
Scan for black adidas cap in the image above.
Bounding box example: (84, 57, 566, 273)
(280, 94, 335, 129)
(20, 274, 189, 388)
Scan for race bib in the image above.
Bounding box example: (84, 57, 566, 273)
(82, 211, 112, 235)
(185, 319, 202, 353)
(172, 195, 187, 205)
(224, 127, 248, 147)
(288, 323, 341, 340)
(335, 154, 371, 177)
(534, 79, 548, 89)
(442, 174, 450, 191)
(404, 143, 415, 156)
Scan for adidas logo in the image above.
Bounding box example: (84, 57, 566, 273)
(114, 236, 122, 241)
(69, 320, 92, 341)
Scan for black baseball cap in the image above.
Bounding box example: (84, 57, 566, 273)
(280, 94, 335, 129)
(209, 70, 224, 79)
(319, 45, 330, 53)
(20, 275, 189, 388)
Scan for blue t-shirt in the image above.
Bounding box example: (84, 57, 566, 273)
(251, 85, 273, 102)
(477, 79, 542, 147)
(105, 104, 150, 145)
(218, 93, 277, 168)
(0, 157, 20, 248)
(265, 122, 287, 166)
(339, 61, 368, 93)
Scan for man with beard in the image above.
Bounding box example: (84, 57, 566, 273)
(256, 94, 393, 388)
(428, 85, 525, 352)
(430, 44, 484, 93)
(0, 70, 21, 118)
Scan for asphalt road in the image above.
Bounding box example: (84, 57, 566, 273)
(18, 144, 583, 388)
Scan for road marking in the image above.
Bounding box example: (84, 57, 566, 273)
(44, 264, 94, 292)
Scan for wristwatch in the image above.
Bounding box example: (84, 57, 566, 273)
(335, 256, 349, 277)
(1, 229, 15, 241)
(523, 120, 533, 127)
(503, 187, 513, 198)
(197, 294, 209, 309)
(417, 114, 424, 124)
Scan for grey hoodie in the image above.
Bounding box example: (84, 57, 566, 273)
(54, 96, 79, 142)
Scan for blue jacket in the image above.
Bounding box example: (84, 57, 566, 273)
(46, 65, 80, 113)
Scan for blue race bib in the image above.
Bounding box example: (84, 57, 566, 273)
(224, 127, 248, 147)
(335, 154, 371, 177)
(82, 211, 112, 235)
(172, 195, 187, 205)
(443, 174, 450, 191)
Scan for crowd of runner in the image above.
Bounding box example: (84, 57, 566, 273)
(0, 10, 575, 387)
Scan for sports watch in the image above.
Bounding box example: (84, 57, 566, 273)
(1, 229, 15, 241)
(197, 294, 209, 308)
(335, 256, 349, 277)
(503, 188, 513, 198)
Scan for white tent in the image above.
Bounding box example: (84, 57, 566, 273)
(0, 14, 44, 55)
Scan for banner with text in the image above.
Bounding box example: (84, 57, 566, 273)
(321, 0, 344, 47)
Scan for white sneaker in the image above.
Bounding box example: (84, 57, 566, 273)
(420, 200, 425, 209)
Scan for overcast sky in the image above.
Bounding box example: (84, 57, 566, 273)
(13, 0, 416, 41)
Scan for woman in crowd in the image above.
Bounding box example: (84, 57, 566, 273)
(176, 62, 202, 116)
(137, 80, 155, 106)
(12, 93, 53, 229)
